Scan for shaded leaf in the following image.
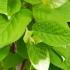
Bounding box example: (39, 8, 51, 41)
(2, 53, 23, 69)
(0, 46, 10, 61)
(17, 38, 28, 59)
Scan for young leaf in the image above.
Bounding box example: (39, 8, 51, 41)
(27, 43, 50, 70)
(0, 8, 31, 48)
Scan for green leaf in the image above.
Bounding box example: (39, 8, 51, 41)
(27, 43, 50, 70)
(17, 38, 28, 59)
(23, 28, 33, 43)
(33, 2, 70, 23)
(7, 0, 21, 16)
(49, 48, 66, 69)
(0, 8, 31, 48)
(0, 46, 10, 61)
(2, 53, 23, 69)
(0, 0, 7, 15)
(0, 0, 21, 16)
(24, 0, 41, 5)
(56, 2, 70, 22)
(32, 21, 70, 47)
(52, 45, 70, 69)
(49, 63, 62, 70)
(24, 0, 68, 7)
(49, 0, 68, 8)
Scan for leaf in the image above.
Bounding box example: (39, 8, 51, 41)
(0, 0, 7, 15)
(0, 8, 31, 48)
(17, 38, 28, 59)
(49, 48, 66, 69)
(0, 46, 10, 61)
(24, 0, 68, 7)
(49, 63, 62, 70)
(52, 45, 70, 69)
(33, 2, 70, 23)
(32, 21, 70, 47)
(7, 0, 21, 16)
(24, 0, 41, 5)
(33, 4, 51, 22)
(27, 43, 50, 70)
(49, 0, 68, 8)
(56, 2, 70, 22)
(0, 0, 21, 16)
(23, 28, 33, 43)
(2, 52, 23, 69)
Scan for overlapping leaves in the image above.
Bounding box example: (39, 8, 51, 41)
(30, 1, 70, 70)
(33, 2, 70, 23)
(27, 43, 50, 70)
(25, 0, 68, 8)
(0, 0, 70, 70)
(32, 21, 70, 47)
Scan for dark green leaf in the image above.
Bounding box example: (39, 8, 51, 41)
(0, 46, 10, 61)
(2, 53, 23, 69)
(17, 38, 28, 59)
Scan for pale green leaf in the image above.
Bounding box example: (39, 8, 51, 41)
(24, 0, 68, 7)
(24, 0, 41, 5)
(52, 45, 70, 70)
(56, 2, 70, 22)
(49, 0, 68, 8)
(33, 2, 70, 23)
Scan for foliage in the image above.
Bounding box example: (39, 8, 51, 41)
(0, 0, 70, 70)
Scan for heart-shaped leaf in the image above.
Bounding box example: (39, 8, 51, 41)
(27, 43, 50, 70)
(0, 8, 31, 48)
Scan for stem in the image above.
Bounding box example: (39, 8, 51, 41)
(16, 60, 28, 70)
(10, 42, 17, 53)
